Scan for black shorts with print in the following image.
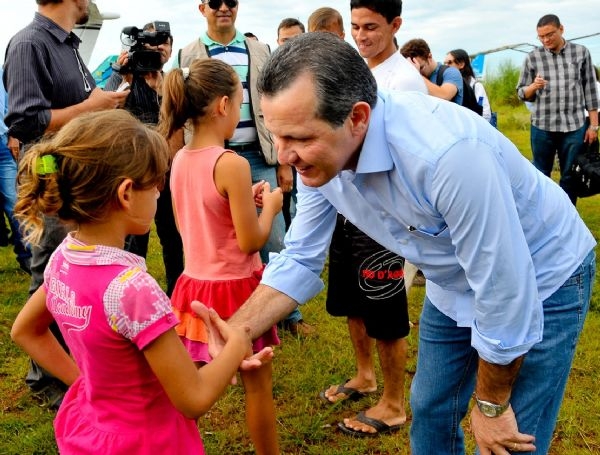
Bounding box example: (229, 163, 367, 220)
(326, 213, 410, 340)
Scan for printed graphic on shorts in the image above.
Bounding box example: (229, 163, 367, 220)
(48, 276, 92, 332)
(358, 249, 406, 300)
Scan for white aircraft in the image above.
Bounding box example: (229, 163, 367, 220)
(73, 1, 119, 66)
(72, 1, 120, 88)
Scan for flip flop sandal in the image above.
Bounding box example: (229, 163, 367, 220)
(337, 411, 403, 437)
(318, 379, 370, 404)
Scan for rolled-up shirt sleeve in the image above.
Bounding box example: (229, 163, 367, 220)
(430, 138, 543, 365)
(4, 41, 53, 143)
(516, 56, 535, 102)
(261, 180, 337, 304)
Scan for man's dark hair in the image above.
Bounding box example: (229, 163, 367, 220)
(277, 18, 305, 35)
(350, 0, 402, 23)
(258, 32, 377, 127)
(399, 38, 431, 59)
(537, 14, 561, 28)
(143, 22, 173, 46)
(36, 0, 62, 4)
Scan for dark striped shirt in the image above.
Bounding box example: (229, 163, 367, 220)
(2, 13, 96, 144)
(105, 72, 160, 125)
(517, 41, 599, 132)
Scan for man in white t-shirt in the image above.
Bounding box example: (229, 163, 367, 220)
(319, 0, 427, 437)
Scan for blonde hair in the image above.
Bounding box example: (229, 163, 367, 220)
(15, 110, 170, 245)
(157, 58, 239, 139)
(308, 7, 345, 35)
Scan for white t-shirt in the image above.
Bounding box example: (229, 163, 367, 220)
(371, 52, 427, 93)
(470, 77, 492, 121)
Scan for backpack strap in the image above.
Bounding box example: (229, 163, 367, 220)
(435, 64, 448, 86)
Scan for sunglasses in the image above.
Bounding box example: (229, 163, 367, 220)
(204, 0, 238, 9)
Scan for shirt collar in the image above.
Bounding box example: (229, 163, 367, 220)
(354, 92, 394, 174)
(543, 38, 569, 55)
(61, 232, 147, 270)
(201, 29, 246, 47)
(34, 12, 81, 47)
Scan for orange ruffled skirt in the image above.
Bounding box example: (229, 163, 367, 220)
(171, 267, 279, 363)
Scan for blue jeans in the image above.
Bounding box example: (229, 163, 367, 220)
(530, 124, 586, 204)
(0, 138, 30, 262)
(410, 250, 595, 455)
(236, 150, 302, 323)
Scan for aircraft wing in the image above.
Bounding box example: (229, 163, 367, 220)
(74, 1, 120, 66)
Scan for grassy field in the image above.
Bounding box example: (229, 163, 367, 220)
(1, 105, 600, 453)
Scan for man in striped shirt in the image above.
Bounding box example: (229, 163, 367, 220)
(517, 13, 599, 204)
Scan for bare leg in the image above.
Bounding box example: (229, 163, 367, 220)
(341, 337, 408, 433)
(323, 316, 377, 402)
(240, 363, 279, 455)
(403, 261, 418, 294)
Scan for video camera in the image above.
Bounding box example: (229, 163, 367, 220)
(117, 21, 171, 74)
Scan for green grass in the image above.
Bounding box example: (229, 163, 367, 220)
(1, 69, 600, 453)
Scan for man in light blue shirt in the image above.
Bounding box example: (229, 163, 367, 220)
(220, 33, 596, 454)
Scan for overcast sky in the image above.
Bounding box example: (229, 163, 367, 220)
(1, 0, 599, 76)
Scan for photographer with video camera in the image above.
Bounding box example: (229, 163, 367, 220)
(106, 21, 184, 297)
(106, 21, 172, 126)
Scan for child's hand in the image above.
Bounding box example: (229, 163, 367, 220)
(260, 181, 283, 215)
(252, 180, 265, 208)
(241, 347, 274, 370)
(191, 301, 271, 379)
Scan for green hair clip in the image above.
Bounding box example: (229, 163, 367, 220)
(35, 155, 58, 175)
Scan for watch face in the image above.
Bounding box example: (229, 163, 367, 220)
(477, 399, 508, 417)
(480, 403, 496, 417)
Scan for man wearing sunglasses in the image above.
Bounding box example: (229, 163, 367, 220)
(176, 0, 312, 336)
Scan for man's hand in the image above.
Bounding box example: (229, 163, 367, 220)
(277, 164, 293, 193)
(191, 301, 274, 380)
(7, 136, 20, 160)
(85, 87, 130, 110)
(585, 127, 598, 144)
(531, 74, 547, 92)
(471, 404, 536, 454)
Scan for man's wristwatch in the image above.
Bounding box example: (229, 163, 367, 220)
(475, 396, 510, 418)
(589, 125, 599, 132)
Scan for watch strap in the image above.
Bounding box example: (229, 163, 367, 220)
(475, 395, 510, 417)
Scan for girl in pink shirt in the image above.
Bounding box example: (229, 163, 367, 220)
(11, 110, 270, 455)
(159, 59, 283, 455)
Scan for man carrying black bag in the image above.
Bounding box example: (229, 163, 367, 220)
(572, 65, 600, 198)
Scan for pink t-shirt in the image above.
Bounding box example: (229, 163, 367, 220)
(46, 234, 204, 454)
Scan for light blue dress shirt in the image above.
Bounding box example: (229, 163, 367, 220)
(262, 90, 596, 365)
